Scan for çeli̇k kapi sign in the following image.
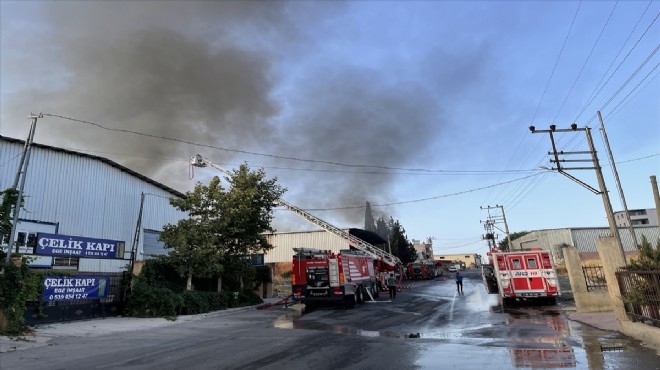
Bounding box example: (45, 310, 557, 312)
(43, 276, 110, 301)
(35, 233, 125, 259)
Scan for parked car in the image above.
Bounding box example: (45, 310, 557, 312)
(448, 265, 459, 272)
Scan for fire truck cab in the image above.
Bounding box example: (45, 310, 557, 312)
(488, 249, 561, 305)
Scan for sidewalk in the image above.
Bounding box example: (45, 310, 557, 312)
(566, 311, 619, 332)
(0, 298, 285, 353)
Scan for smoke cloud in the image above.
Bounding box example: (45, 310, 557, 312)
(0, 1, 488, 229)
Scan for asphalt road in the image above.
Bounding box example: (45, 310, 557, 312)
(1, 270, 658, 370)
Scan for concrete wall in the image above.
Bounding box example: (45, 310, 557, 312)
(563, 245, 612, 313)
(596, 237, 660, 353)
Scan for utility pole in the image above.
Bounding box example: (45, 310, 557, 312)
(481, 205, 511, 251)
(480, 216, 496, 251)
(5, 113, 42, 264)
(651, 176, 660, 224)
(499, 205, 512, 251)
(598, 111, 637, 247)
(130, 192, 145, 275)
(530, 124, 625, 262)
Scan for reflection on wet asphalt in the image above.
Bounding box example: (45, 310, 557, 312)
(273, 273, 660, 369)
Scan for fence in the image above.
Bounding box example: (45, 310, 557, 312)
(616, 270, 660, 328)
(582, 265, 607, 291)
(24, 272, 126, 325)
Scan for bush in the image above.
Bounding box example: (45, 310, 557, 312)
(125, 278, 183, 319)
(238, 290, 263, 306)
(124, 258, 263, 318)
(0, 262, 63, 334)
(625, 236, 660, 271)
(180, 291, 210, 315)
(138, 258, 187, 293)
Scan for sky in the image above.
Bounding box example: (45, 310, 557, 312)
(1, 1, 659, 258)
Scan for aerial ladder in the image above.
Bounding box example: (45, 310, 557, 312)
(190, 154, 402, 269)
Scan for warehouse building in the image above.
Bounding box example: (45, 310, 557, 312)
(510, 226, 660, 264)
(0, 135, 188, 272)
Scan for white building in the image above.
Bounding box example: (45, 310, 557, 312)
(0, 135, 188, 272)
(265, 228, 388, 265)
(614, 208, 658, 227)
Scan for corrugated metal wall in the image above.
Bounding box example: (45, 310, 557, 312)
(265, 230, 352, 263)
(571, 226, 659, 253)
(512, 227, 660, 258)
(1, 138, 188, 272)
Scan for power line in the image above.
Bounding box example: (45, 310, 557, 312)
(575, 10, 660, 123)
(575, 1, 653, 122)
(301, 172, 545, 211)
(604, 60, 660, 118)
(584, 42, 660, 126)
(41, 113, 537, 175)
(608, 68, 660, 119)
(553, 0, 619, 122)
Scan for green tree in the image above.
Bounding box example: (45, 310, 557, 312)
(497, 231, 529, 252)
(626, 235, 660, 271)
(160, 164, 286, 291)
(0, 188, 23, 257)
(375, 216, 389, 243)
(388, 218, 417, 264)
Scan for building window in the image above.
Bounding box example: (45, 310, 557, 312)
(143, 229, 168, 259)
(53, 257, 79, 269)
(464, 255, 470, 258)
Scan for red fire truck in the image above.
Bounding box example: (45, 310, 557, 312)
(292, 248, 380, 307)
(483, 248, 561, 305)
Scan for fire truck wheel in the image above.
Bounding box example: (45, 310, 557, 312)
(356, 287, 364, 304)
(345, 295, 357, 308)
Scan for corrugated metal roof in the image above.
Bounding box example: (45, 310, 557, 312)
(1, 136, 189, 272)
(0, 135, 185, 198)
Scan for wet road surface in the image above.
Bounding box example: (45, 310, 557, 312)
(1, 270, 658, 369)
(279, 270, 660, 369)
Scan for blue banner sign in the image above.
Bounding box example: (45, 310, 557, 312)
(43, 276, 109, 301)
(36, 233, 125, 259)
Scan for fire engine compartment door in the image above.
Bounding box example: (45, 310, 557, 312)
(328, 259, 339, 287)
(507, 254, 546, 294)
(306, 265, 331, 289)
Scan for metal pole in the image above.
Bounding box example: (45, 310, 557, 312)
(498, 205, 512, 251)
(598, 111, 638, 247)
(584, 127, 626, 261)
(5, 114, 42, 264)
(12, 123, 34, 188)
(651, 176, 660, 225)
(130, 192, 145, 275)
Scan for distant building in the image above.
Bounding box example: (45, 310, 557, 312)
(433, 253, 482, 269)
(614, 208, 658, 227)
(510, 226, 660, 264)
(412, 239, 433, 260)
